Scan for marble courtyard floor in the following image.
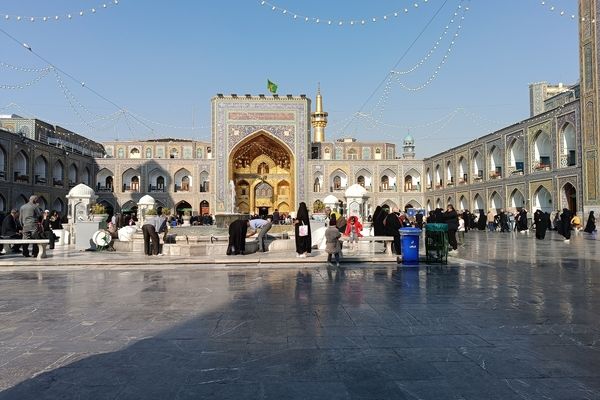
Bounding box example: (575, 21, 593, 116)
(0, 230, 599, 399)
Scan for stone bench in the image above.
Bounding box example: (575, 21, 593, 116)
(0, 239, 51, 260)
(341, 236, 395, 254)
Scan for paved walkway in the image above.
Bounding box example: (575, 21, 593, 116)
(0, 230, 598, 399)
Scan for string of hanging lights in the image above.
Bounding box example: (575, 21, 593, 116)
(0, 60, 53, 73)
(390, 4, 468, 92)
(539, 1, 578, 21)
(256, 0, 431, 27)
(369, 1, 467, 119)
(0, 68, 52, 90)
(2, 0, 120, 23)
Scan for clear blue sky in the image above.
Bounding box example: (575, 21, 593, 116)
(0, 0, 579, 158)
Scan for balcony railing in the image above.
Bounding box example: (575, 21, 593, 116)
(123, 184, 139, 193)
(14, 173, 29, 183)
(0, 170, 4, 179)
(330, 186, 347, 192)
(148, 185, 166, 193)
(534, 163, 551, 171)
(69, 180, 76, 188)
(174, 184, 190, 192)
(489, 173, 502, 179)
(35, 175, 47, 184)
(97, 185, 114, 192)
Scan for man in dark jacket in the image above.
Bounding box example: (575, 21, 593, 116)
(20, 195, 42, 257)
(0, 209, 22, 254)
(384, 207, 403, 255)
(443, 204, 459, 251)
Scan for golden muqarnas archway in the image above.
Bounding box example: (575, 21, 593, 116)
(230, 132, 294, 214)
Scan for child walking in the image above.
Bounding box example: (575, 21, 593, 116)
(344, 216, 363, 253)
(325, 216, 342, 268)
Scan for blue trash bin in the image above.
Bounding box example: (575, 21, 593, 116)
(399, 227, 422, 265)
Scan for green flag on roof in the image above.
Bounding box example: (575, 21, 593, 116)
(267, 79, 278, 94)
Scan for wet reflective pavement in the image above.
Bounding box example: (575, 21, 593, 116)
(0, 231, 599, 399)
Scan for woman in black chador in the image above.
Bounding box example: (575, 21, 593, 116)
(373, 206, 387, 236)
(584, 211, 596, 233)
(516, 209, 528, 232)
(477, 210, 486, 230)
(533, 209, 548, 240)
(226, 219, 249, 255)
(294, 202, 312, 257)
(558, 208, 573, 242)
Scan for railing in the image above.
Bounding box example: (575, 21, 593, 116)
(53, 178, 63, 186)
(148, 185, 166, 193)
(174, 184, 190, 193)
(489, 173, 501, 179)
(35, 176, 47, 184)
(97, 185, 114, 192)
(0, 170, 4, 179)
(534, 163, 551, 171)
(14, 173, 29, 183)
(69, 180, 76, 188)
(122, 184, 139, 193)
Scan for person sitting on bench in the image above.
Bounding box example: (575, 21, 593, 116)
(0, 209, 22, 255)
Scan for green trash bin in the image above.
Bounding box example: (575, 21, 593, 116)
(425, 223, 448, 264)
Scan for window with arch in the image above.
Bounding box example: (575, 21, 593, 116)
(508, 139, 524, 172)
(0, 145, 6, 180)
(196, 147, 203, 159)
(117, 148, 125, 158)
(130, 148, 140, 158)
(362, 147, 371, 160)
(257, 162, 269, 175)
(560, 123, 576, 167)
(181, 176, 190, 191)
(169, 148, 179, 159)
(533, 130, 552, 170)
(357, 175, 365, 187)
(145, 148, 153, 158)
(381, 175, 389, 190)
(335, 147, 343, 160)
(348, 148, 357, 160)
(333, 176, 342, 190)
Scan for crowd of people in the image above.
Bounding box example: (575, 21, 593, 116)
(0, 195, 65, 258)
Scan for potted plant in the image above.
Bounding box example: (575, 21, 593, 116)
(182, 210, 191, 226)
(90, 203, 108, 222)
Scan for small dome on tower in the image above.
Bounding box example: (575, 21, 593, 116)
(404, 134, 414, 144)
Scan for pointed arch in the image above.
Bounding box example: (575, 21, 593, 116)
(509, 189, 525, 210)
(490, 191, 503, 211)
(34, 155, 48, 184)
(472, 151, 483, 180)
(458, 156, 468, 183)
(174, 168, 192, 192)
(68, 163, 78, 187)
(459, 195, 468, 211)
(403, 168, 420, 192)
(82, 167, 91, 186)
(532, 130, 552, 170)
(200, 170, 210, 192)
(122, 168, 141, 192)
(14, 151, 29, 182)
(561, 182, 577, 213)
(0, 144, 6, 180)
(52, 160, 64, 186)
(508, 138, 524, 172)
(97, 168, 114, 192)
(560, 122, 577, 167)
(52, 198, 64, 212)
(532, 186, 552, 213)
(0, 194, 5, 212)
(355, 168, 372, 188)
(381, 168, 397, 191)
(330, 168, 348, 191)
(489, 145, 502, 178)
(473, 193, 484, 212)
